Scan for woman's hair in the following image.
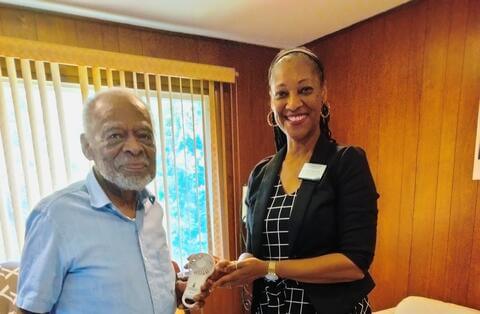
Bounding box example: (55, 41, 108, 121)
(268, 47, 335, 150)
(268, 46, 326, 86)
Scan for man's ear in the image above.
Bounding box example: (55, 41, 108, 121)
(80, 134, 93, 160)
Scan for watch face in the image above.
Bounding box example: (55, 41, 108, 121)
(265, 273, 279, 282)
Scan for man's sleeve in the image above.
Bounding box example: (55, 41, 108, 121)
(16, 209, 69, 313)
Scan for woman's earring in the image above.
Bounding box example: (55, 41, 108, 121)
(321, 102, 330, 119)
(267, 111, 278, 127)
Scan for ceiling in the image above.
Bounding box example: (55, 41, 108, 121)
(5, 0, 411, 48)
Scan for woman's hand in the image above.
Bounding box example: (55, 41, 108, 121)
(212, 257, 267, 289)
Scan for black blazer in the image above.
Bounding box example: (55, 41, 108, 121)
(245, 135, 379, 314)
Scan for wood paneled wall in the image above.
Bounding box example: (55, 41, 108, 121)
(308, 0, 480, 310)
(0, 5, 277, 314)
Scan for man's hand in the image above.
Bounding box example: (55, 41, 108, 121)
(175, 277, 213, 311)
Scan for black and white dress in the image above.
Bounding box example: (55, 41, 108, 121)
(253, 178, 371, 314)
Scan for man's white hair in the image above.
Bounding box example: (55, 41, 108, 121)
(82, 87, 149, 138)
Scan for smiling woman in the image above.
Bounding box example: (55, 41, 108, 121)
(0, 37, 236, 267)
(269, 50, 326, 149)
(214, 47, 378, 314)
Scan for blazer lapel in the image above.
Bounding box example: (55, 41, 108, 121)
(287, 135, 337, 256)
(251, 147, 286, 256)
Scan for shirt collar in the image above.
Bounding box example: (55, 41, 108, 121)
(85, 170, 155, 209)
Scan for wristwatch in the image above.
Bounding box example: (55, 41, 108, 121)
(264, 261, 278, 282)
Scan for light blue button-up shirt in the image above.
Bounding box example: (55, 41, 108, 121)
(17, 171, 177, 314)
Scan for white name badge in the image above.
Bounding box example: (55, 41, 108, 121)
(298, 163, 327, 181)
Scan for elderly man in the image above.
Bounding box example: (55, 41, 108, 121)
(16, 88, 207, 314)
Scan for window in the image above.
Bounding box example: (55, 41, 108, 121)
(0, 75, 210, 264)
(0, 41, 235, 265)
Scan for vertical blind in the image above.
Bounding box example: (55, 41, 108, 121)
(0, 37, 235, 264)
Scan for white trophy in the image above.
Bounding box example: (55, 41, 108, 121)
(181, 253, 215, 308)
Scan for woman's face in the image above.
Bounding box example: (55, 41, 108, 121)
(269, 54, 326, 144)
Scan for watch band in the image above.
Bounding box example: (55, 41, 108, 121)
(268, 261, 276, 274)
(265, 260, 279, 282)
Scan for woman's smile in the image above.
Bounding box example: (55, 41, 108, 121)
(285, 113, 308, 125)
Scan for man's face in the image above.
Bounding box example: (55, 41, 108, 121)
(82, 94, 156, 191)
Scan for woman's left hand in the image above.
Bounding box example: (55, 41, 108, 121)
(212, 257, 267, 289)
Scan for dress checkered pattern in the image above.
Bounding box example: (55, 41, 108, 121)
(254, 178, 372, 314)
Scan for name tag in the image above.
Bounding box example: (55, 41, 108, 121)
(298, 163, 327, 181)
